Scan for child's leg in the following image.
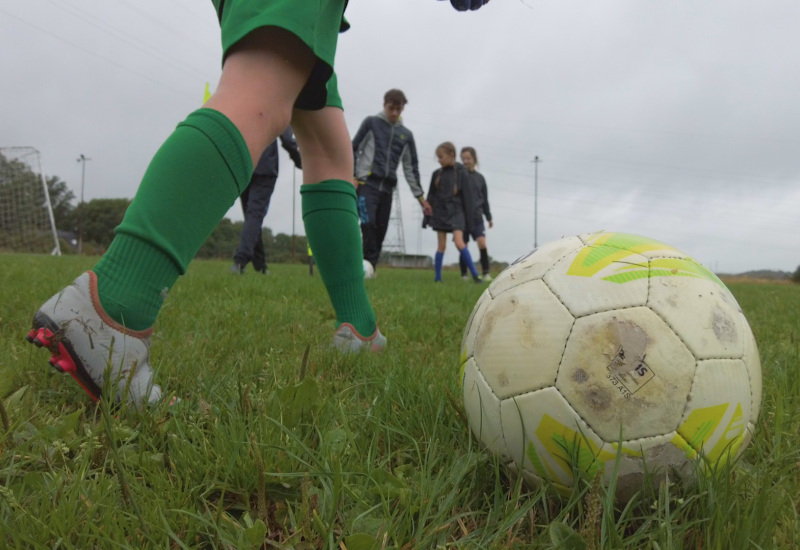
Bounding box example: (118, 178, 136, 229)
(437, 231, 448, 254)
(453, 230, 467, 251)
(234, 175, 275, 273)
(477, 235, 490, 275)
(454, 231, 480, 280)
(205, 27, 316, 165)
(459, 232, 469, 277)
(252, 177, 277, 273)
(358, 185, 382, 269)
(435, 232, 447, 282)
(94, 27, 314, 330)
(28, 28, 319, 405)
(232, 184, 254, 271)
(293, 105, 379, 339)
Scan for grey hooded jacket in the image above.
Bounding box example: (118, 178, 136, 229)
(352, 111, 423, 197)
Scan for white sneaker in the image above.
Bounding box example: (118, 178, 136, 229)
(461, 275, 469, 281)
(333, 323, 387, 353)
(483, 273, 493, 281)
(26, 271, 162, 407)
(363, 259, 376, 279)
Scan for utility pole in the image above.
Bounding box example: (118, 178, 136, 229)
(76, 154, 91, 254)
(291, 165, 297, 262)
(532, 156, 540, 248)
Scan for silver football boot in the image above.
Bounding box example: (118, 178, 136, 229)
(332, 323, 387, 354)
(26, 272, 162, 407)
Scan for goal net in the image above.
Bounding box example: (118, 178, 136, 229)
(0, 147, 61, 255)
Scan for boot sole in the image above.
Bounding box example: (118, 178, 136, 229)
(26, 312, 102, 402)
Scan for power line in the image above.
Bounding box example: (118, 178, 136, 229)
(472, 166, 800, 211)
(489, 200, 799, 254)
(165, 0, 219, 30)
(76, 153, 91, 254)
(410, 106, 800, 148)
(0, 7, 201, 100)
(487, 181, 800, 230)
(40, 0, 214, 80)
(115, 0, 217, 54)
(410, 161, 800, 231)
(410, 115, 800, 190)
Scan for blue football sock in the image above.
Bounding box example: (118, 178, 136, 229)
(435, 251, 444, 281)
(460, 247, 480, 279)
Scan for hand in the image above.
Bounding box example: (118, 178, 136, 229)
(420, 198, 433, 216)
(488, 220, 493, 229)
(445, 0, 490, 11)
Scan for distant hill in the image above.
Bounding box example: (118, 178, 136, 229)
(719, 269, 792, 280)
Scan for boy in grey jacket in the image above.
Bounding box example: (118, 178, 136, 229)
(352, 89, 432, 274)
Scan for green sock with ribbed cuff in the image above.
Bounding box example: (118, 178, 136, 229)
(93, 108, 252, 330)
(301, 180, 377, 337)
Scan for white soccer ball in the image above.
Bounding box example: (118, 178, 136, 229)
(460, 231, 761, 501)
(363, 259, 376, 279)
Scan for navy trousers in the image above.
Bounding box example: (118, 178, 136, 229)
(233, 174, 277, 271)
(358, 183, 394, 268)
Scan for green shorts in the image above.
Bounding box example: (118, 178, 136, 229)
(211, 0, 346, 110)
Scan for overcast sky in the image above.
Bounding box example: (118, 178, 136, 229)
(2, 0, 799, 274)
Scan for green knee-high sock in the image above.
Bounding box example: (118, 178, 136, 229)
(301, 180, 376, 336)
(93, 108, 252, 330)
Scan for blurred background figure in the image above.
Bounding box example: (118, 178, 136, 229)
(459, 146, 493, 280)
(353, 89, 431, 276)
(425, 142, 481, 283)
(231, 127, 302, 275)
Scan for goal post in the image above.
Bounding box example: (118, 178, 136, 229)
(0, 146, 61, 255)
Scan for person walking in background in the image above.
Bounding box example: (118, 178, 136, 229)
(231, 127, 302, 275)
(352, 89, 432, 276)
(425, 142, 481, 283)
(458, 146, 494, 280)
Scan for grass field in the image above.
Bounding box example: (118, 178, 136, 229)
(1, 254, 799, 549)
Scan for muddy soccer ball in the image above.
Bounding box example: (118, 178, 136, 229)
(460, 231, 761, 501)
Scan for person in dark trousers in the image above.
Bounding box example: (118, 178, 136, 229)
(231, 127, 302, 274)
(458, 146, 493, 280)
(352, 89, 432, 275)
(425, 141, 481, 283)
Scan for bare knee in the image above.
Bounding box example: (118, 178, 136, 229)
(204, 27, 314, 165)
(437, 233, 447, 252)
(292, 107, 353, 184)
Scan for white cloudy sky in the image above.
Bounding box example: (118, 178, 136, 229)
(2, 0, 799, 274)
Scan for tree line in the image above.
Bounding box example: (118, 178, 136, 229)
(0, 152, 308, 262)
(4, 153, 798, 277)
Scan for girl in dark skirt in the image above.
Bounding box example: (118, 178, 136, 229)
(425, 142, 482, 283)
(459, 146, 493, 280)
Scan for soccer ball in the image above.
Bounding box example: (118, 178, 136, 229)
(460, 231, 761, 501)
(363, 259, 376, 279)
